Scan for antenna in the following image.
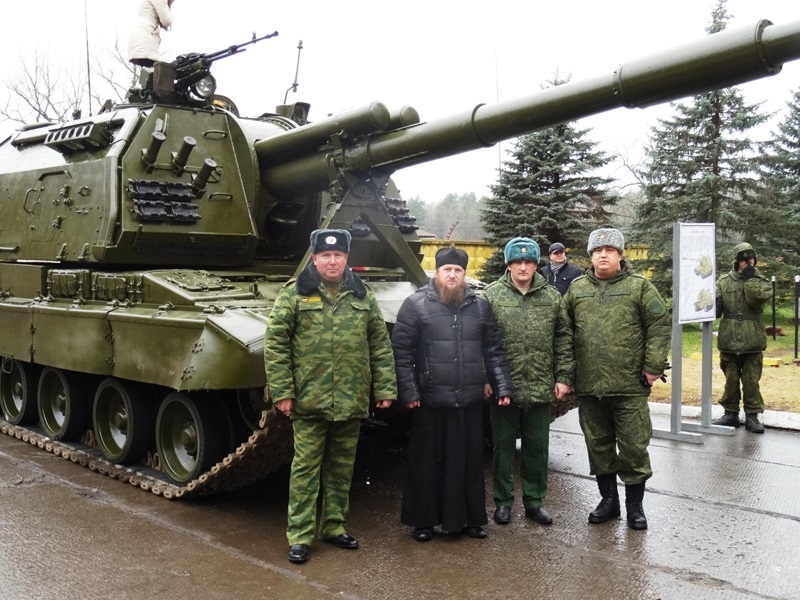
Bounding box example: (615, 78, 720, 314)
(283, 40, 304, 104)
(83, 0, 93, 116)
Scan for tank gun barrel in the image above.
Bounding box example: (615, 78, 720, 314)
(258, 19, 800, 199)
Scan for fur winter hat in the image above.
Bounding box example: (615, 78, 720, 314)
(435, 246, 469, 269)
(504, 237, 540, 264)
(310, 229, 351, 254)
(587, 228, 624, 254)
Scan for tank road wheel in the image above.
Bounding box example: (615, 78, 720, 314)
(93, 378, 155, 464)
(37, 368, 88, 440)
(156, 393, 225, 484)
(0, 359, 40, 425)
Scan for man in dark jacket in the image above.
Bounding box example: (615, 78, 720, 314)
(564, 228, 670, 531)
(484, 237, 574, 526)
(264, 229, 396, 564)
(392, 246, 513, 542)
(541, 242, 583, 296)
(711, 243, 773, 433)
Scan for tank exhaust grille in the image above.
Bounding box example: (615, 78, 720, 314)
(44, 122, 113, 154)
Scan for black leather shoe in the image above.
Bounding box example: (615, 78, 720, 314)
(323, 532, 359, 549)
(288, 544, 309, 564)
(413, 527, 433, 542)
(525, 506, 553, 525)
(493, 505, 511, 525)
(461, 526, 488, 539)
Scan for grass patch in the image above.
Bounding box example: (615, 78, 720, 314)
(652, 315, 800, 413)
(679, 317, 798, 359)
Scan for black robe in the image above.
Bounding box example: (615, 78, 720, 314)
(401, 403, 488, 532)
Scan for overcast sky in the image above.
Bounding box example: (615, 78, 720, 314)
(1, 0, 798, 202)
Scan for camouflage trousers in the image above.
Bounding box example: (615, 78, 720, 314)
(490, 402, 550, 509)
(719, 351, 764, 414)
(287, 417, 361, 545)
(577, 395, 652, 485)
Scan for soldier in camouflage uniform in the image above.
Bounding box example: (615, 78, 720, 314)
(483, 237, 574, 526)
(564, 228, 670, 530)
(711, 243, 773, 433)
(264, 229, 397, 564)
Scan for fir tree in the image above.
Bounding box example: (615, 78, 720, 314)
(630, 0, 768, 294)
(757, 87, 800, 282)
(479, 78, 616, 280)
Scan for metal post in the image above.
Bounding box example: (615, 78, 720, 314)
(771, 276, 776, 340)
(795, 275, 800, 360)
(652, 223, 702, 443)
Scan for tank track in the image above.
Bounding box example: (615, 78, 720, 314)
(0, 409, 294, 499)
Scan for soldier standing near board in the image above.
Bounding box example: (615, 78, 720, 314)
(564, 228, 671, 530)
(711, 243, 773, 433)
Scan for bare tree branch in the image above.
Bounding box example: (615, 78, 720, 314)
(1, 37, 134, 124)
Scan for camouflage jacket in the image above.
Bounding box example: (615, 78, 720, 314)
(716, 268, 773, 354)
(564, 264, 671, 398)
(392, 280, 513, 410)
(483, 271, 574, 407)
(263, 264, 397, 420)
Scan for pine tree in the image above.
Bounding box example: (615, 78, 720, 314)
(757, 87, 800, 282)
(630, 0, 768, 294)
(479, 80, 616, 280)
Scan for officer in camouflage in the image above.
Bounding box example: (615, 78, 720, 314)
(264, 229, 397, 564)
(711, 243, 773, 433)
(483, 237, 574, 526)
(564, 228, 670, 530)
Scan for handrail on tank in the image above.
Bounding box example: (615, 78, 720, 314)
(256, 19, 800, 199)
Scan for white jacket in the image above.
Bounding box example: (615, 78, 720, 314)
(128, 0, 174, 63)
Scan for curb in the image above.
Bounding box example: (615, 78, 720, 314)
(649, 402, 800, 432)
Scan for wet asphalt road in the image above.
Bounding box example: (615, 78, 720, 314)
(1, 409, 799, 600)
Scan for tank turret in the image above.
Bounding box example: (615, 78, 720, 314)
(1, 19, 799, 496)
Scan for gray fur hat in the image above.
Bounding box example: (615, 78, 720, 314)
(587, 228, 624, 254)
(310, 229, 351, 254)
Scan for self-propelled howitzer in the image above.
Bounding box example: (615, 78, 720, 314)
(0, 19, 798, 498)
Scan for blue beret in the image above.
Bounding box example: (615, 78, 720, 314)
(504, 237, 540, 264)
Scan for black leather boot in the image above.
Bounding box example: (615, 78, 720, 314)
(712, 410, 741, 427)
(625, 483, 648, 530)
(588, 474, 620, 524)
(745, 413, 765, 433)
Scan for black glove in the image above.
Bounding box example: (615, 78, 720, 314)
(741, 265, 755, 280)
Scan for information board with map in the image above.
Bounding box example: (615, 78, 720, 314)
(676, 223, 716, 324)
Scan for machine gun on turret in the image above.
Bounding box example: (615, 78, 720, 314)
(128, 31, 279, 109)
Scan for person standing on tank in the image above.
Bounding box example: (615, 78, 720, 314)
(128, 0, 175, 68)
(563, 228, 670, 531)
(264, 229, 397, 565)
(483, 237, 574, 527)
(711, 243, 773, 433)
(391, 246, 513, 542)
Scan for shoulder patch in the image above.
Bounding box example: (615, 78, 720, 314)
(647, 297, 666, 315)
(301, 296, 322, 303)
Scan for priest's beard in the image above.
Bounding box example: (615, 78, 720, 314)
(435, 279, 467, 306)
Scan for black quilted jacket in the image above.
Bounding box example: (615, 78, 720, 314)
(391, 281, 513, 409)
